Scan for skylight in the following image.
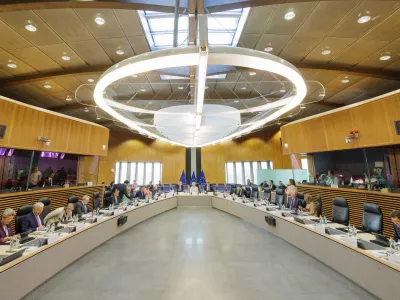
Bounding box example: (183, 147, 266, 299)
(138, 8, 250, 51)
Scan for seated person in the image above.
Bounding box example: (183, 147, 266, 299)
(325, 170, 338, 186)
(106, 189, 120, 206)
(259, 180, 269, 189)
(21, 202, 45, 233)
(149, 181, 154, 191)
(136, 186, 146, 199)
(144, 186, 151, 196)
(277, 180, 287, 190)
(121, 187, 133, 202)
(298, 194, 317, 216)
(204, 182, 213, 192)
(190, 182, 199, 194)
(390, 210, 400, 242)
(73, 195, 92, 217)
(152, 184, 159, 198)
(0, 208, 16, 244)
(176, 181, 184, 192)
(44, 204, 74, 225)
(269, 180, 276, 190)
(235, 185, 244, 197)
(286, 191, 300, 211)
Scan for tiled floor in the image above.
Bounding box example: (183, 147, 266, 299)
(24, 207, 378, 300)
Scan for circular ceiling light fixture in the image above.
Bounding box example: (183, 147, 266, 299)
(234, 100, 240, 103)
(93, 46, 307, 147)
(140, 88, 146, 92)
(95, 16, 105, 25)
(132, 74, 138, 78)
(88, 78, 95, 83)
(178, 86, 184, 90)
(66, 96, 72, 101)
(84, 108, 90, 112)
(264, 47, 273, 52)
(116, 49, 125, 56)
(357, 14, 371, 24)
(96, 117, 101, 120)
(241, 86, 247, 90)
(249, 71, 256, 76)
(61, 53, 71, 61)
(321, 49, 331, 55)
(44, 83, 52, 89)
(280, 88, 286, 93)
(341, 77, 350, 83)
(284, 10, 296, 20)
(380, 53, 391, 61)
(300, 105, 306, 109)
(7, 60, 17, 68)
(25, 21, 37, 32)
(205, 86, 209, 89)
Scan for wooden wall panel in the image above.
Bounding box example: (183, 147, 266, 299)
(201, 130, 292, 183)
(282, 91, 400, 154)
(0, 96, 109, 156)
(98, 131, 185, 184)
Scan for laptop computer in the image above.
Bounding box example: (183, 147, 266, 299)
(0, 248, 26, 266)
(370, 233, 390, 248)
(325, 227, 346, 235)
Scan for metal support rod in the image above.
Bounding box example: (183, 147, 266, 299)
(173, 0, 180, 47)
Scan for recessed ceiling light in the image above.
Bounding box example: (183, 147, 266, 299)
(280, 88, 286, 93)
(95, 16, 105, 25)
(319, 93, 325, 97)
(284, 10, 296, 20)
(380, 54, 391, 61)
(277, 122, 282, 125)
(132, 74, 138, 78)
(84, 108, 90, 112)
(249, 71, 256, 76)
(7, 60, 17, 68)
(44, 83, 52, 89)
(234, 100, 240, 103)
(61, 55, 71, 61)
(88, 78, 95, 83)
(288, 114, 293, 117)
(66, 96, 72, 101)
(357, 15, 371, 24)
(300, 105, 306, 109)
(241, 86, 247, 90)
(96, 117, 101, 120)
(264, 47, 273, 52)
(140, 88, 146, 92)
(341, 77, 350, 83)
(205, 86, 209, 89)
(116, 49, 125, 55)
(148, 101, 152, 104)
(25, 22, 37, 32)
(178, 86, 184, 90)
(321, 49, 331, 55)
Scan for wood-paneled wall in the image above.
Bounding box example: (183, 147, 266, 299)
(281, 90, 400, 154)
(98, 131, 186, 184)
(297, 184, 399, 238)
(0, 96, 109, 156)
(201, 130, 291, 183)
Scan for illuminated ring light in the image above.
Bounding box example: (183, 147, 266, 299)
(94, 46, 307, 147)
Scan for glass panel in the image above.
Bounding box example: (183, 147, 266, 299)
(148, 17, 174, 32)
(0, 149, 32, 191)
(235, 162, 243, 185)
(115, 162, 120, 183)
(301, 158, 309, 174)
(120, 162, 128, 182)
(153, 162, 161, 185)
(252, 162, 258, 184)
(269, 161, 274, 170)
(145, 162, 153, 185)
(208, 32, 234, 45)
(261, 161, 268, 169)
(37, 153, 78, 186)
(137, 162, 145, 185)
(226, 162, 234, 183)
(153, 33, 187, 47)
(208, 17, 239, 31)
(129, 162, 136, 184)
(243, 162, 251, 185)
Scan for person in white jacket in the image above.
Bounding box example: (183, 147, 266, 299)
(44, 203, 74, 225)
(190, 182, 199, 194)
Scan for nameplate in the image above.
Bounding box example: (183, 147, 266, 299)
(87, 182, 93, 186)
(96, 215, 104, 222)
(314, 224, 325, 234)
(388, 254, 400, 265)
(341, 236, 357, 247)
(330, 184, 339, 188)
(47, 234, 59, 244)
(76, 222, 85, 231)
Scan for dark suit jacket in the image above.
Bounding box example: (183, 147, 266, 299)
(176, 185, 183, 192)
(278, 184, 287, 190)
(21, 212, 44, 233)
(270, 184, 277, 190)
(236, 189, 244, 197)
(112, 183, 127, 201)
(105, 195, 120, 207)
(73, 201, 92, 216)
(136, 191, 146, 199)
(0, 222, 13, 244)
(204, 184, 214, 192)
(394, 223, 400, 242)
(286, 197, 301, 210)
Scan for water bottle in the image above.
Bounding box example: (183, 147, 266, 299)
(319, 216, 323, 225)
(352, 225, 357, 237)
(323, 216, 328, 225)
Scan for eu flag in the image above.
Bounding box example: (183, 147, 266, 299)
(199, 170, 206, 184)
(190, 171, 197, 185)
(179, 170, 187, 184)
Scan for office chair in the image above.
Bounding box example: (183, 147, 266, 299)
(93, 192, 100, 210)
(230, 184, 237, 195)
(362, 203, 383, 234)
(263, 187, 271, 201)
(38, 198, 51, 218)
(245, 185, 251, 198)
(296, 193, 306, 208)
(316, 195, 322, 217)
(104, 191, 112, 206)
(225, 184, 232, 192)
(217, 184, 225, 192)
(251, 185, 259, 199)
(275, 188, 284, 206)
(332, 197, 349, 225)
(68, 196, 79, 205)
(15, 205, 33, 234)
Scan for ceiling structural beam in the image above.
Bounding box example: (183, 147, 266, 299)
(188, 0, 198, 103)
(173, 0, 180, 48)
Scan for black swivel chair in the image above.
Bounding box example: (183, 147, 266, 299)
(362, 203, 383, 234)
(296, 193, 306, 208)
(251, 185, 259, 200)
(316, 195, 322, 217)
(15, 205, 33, 234)
(245, 186, 251, 198)
(104, 191, 112, 206)
(275, 188, 284, 206)
(68, 196, 79, 205)
(263, 187, 271, 201)
(93, 192, 101, 210)
(38, 198, 51, 219)
(332, 197, 349, 226)
(230, 184, 237, 195)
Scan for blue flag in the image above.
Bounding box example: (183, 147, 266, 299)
(199, 170, 206, 184)
(179, 170, 187, 184)
(190, 171, 197, 185)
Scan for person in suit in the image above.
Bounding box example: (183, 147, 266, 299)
(73, 195, 92, 217)
(0, 208, 17, 244)
(259, 180, 269, 189)
(236, 185, 244, 197)
(44, 204, 74, 226)
(204, 182, 213, 192)
(136, 186, 146, 199)
(390, 210, 400, 242)
(176, 181, 184, 192)
(112, 180, 130, 201)
(106, 189, 120, 206)
(21, 202, 45, 233)
(246, 179, 252, 186)
(286, 190, 300, 211)
(149, 181, 154, 191)
(269, 180, 277, 190)
(278, 180, 287, 191)
(46, 172, 58, 186)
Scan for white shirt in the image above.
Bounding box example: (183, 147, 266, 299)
(30, 171, 42, 185)
(3, 225, 8, 236)
(190, 186, 199, 193)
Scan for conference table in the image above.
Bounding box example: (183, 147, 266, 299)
(0, 193, 399, 300)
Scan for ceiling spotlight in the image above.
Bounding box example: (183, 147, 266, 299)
(277, 122, 282, 125)
(96, 117, 101, 120)
(116, 49, 125, 55)
(241, 86, 247, 90)
(288, 114, 293, 117)
(88, 78, 95, 83)
(249, 71, 256, 76)
(264, 47, 273, 52)
(66, 96, 72, 101)
(380, 54, 391, 61)
(300, 105, 306, 109)
(319, 93, 325, 97)
(178, 86, 184, 90)
(61, 55, 71, 61)
(321, 49, 331, 55)
(205, 86, 209, 89)
(25, 21, 37, 32)
(84, 108, 90, 112)
(357, 15, 371, 24)
(140, 88, 146, 92)
(7, 60, 17, 68)
(341, 77, 350, 83)
(44, 83, 52, 89)
(234, 100, 240, 103)
(148, 101, 152, 104)
(284, 10, 296, 20)
(95, 16, 105, 26)
(280, 89, 286, 93)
